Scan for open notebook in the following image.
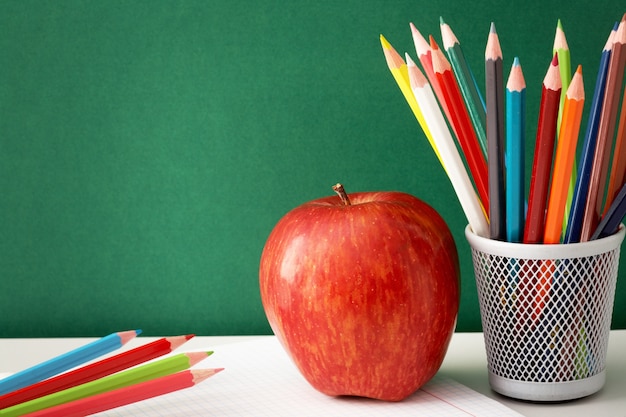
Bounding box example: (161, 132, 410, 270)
(94, 337, 523, 417)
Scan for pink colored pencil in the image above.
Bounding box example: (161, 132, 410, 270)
(25, 369, 223, 417)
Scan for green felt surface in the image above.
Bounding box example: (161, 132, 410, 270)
(1, 0, 624, 337)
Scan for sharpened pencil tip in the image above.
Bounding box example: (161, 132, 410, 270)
(380, 34, 390, 49)
(428, 35, 439, 50)
(185, 334, 195, 340)
(439, 16, 445, 25)
(557, 19, 563, 30)
(551, 53, 559, 65)
(513, 56, 520, 66)
(490, 22, 496, 33)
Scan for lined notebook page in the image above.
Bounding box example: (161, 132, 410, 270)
(96, 337, 524, 416)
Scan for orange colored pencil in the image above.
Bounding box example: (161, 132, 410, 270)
(430, 36, 489, 211)
(0, 335, 194, 408)
(580, 14, 626, 241)
(544, 66, 585, 244)
(523, 54, 562, 244)
(24, 368, 223, 417)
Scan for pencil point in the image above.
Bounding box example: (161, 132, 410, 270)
(185, 334, 195, 340)
(439, 16, 445, 25)
(551, 53, 559, 66)
(513, 56, 520, 66)
(428, 35, 439, 50)
(380, 34, 390, 49)
(490, 21, 496, 33)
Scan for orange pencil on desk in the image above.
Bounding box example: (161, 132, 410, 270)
(544, 66, 585, 244)
(0, 335, 194, 408)
(523, 54, 562, 244)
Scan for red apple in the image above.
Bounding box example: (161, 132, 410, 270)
(259, 184, 460, 401)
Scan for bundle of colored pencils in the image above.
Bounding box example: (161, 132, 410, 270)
(0, 330, 222, 416)
(382, 13, 626, 243)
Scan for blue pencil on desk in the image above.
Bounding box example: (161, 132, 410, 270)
(0, 330, 140, 395)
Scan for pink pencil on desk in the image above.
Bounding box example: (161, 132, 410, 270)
(25, 368, 223, 417)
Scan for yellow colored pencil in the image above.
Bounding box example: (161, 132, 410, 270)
(380, 34, 445, 169)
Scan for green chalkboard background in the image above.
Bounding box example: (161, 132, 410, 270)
(1, 0, 625, 337)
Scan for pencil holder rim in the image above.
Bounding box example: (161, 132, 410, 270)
(464, 224, 625, 259)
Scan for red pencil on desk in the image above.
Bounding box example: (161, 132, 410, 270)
(24, 368, 223, 417)
(523, 54, 562, 244)
(0, 335, 194, 408)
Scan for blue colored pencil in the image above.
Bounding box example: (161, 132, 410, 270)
(505, 57, 526, 242)
(591, 182, 626, 240)
(564, 25, 616, 243)
(0, 330, 140, 395)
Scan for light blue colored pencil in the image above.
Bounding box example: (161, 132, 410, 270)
(0, 330, 140, 395)
(505, 57, 526, 243)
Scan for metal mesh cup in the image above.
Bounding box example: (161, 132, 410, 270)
(465, 225, 625, 401)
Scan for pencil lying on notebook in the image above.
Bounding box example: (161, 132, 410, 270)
(0, 351, 212, 416)
(0, 335, 194, 408)
(0, 330, 141, 396)
(24, 368, 223, 417)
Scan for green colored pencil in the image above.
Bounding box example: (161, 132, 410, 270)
(553, 19, 575, 236)
(440, 17, 488, 157)
(0, 351, 212, 417)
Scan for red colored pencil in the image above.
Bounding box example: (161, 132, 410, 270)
(430, 36, 490, 211)
(523, 54, 562, 244)
(580, 15, 626, 241)
(25, 368, 223, 417)
(0, 335, 194, 408)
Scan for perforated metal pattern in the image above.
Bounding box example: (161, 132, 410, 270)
(470, 247, 620, 383)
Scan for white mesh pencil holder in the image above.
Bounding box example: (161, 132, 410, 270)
(465, 225, 624, 401)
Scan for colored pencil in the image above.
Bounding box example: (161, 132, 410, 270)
(505, 57, 526, 242)
(605, 81, 626, 210)
(553, 19, 576, 234)
(0, 351, 212, 417)
(486, 22, 506, 240)
(407, 54, 489, 238)
(592, 182, 626, 240)
(25, 368, 223, 417)
(441, 17, 488, 157)
(544, 66, 585, 244)
(565, 25, 616, 243)
(579, 15, 626, 241)
(430, 36, 490, 211)
(380, 34, 444, 169)
(0, 330, 140, 396)
(0, 335, 194, 409)
(523, 54, 562, 244)
(410, 23, 460, 144)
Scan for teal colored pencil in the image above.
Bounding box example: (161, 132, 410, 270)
(441, 17, 488, 157)
(505, 57, 526, 242)
(0, 351, 212, 417)
(0, 330, 140, 396)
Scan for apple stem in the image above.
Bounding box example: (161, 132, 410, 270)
(332, 183, 351, 206)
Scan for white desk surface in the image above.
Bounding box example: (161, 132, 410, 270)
(1, 330, 624, 416)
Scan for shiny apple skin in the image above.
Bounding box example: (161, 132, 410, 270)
(259, 191, 460, 401)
